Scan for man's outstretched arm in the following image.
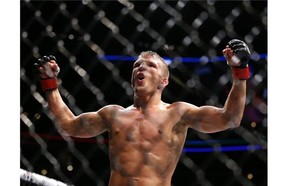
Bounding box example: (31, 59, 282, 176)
(181, 39, 250, 133)
(35, 56, 108, 138)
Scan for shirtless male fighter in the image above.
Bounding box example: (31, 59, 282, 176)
(35, 39, 250, 186)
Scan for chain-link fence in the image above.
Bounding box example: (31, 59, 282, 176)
(21, 1, 267, 186)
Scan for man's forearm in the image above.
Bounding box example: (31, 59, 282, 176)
(223, 79, 246, 127)
(45, 89, 75, 132)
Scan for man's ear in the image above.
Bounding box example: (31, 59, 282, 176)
(161, 77, 169, 87)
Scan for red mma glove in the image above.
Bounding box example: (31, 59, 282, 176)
(34, 55, 60, 92)
(223, 39, 251, 80)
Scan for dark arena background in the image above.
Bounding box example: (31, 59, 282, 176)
(20, 1, 267, 186)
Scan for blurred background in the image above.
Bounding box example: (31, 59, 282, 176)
(20, 1, 267, 186)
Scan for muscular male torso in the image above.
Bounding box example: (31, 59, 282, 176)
(103, 102, 188, 186)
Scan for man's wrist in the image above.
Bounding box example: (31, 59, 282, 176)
(40, 78, 58, 92)
(231, 66, 250, 80)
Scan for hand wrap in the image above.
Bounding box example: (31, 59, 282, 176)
(40, 78, 58, 92)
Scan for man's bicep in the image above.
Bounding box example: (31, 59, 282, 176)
(184, 105, 230, 133)
(68, 111, 108, 138)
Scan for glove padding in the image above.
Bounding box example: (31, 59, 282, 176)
(227, 39, 250, 68)
(34, 55, 60, 79)
(35, 55, 60, 91)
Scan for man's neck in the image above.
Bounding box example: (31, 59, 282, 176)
(133, 92, 162, 109)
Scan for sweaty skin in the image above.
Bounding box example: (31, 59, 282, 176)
(41, 51, 246, 186)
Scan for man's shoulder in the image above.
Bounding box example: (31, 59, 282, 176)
(169, 101, 196, 108)
(168, 101, 198, 114)
(99, 104, 125, 114)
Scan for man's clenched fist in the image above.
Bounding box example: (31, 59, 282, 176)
(35, 55, 60, 92)
(223, 39, 251, 80)
(35, 55, 60, 79)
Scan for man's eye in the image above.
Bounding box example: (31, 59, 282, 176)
(133, 63, 140, 68)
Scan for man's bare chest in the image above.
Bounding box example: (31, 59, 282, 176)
(108, 110, 185, 150)
(111, 113, 168, 141)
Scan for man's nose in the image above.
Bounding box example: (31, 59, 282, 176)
(139, 63, 147, 70)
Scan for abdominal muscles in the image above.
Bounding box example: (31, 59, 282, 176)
(108, 121, 184, 183)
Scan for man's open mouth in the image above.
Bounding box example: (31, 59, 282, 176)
(137, 73, 145, 80)
(138, 77, 144, 80)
